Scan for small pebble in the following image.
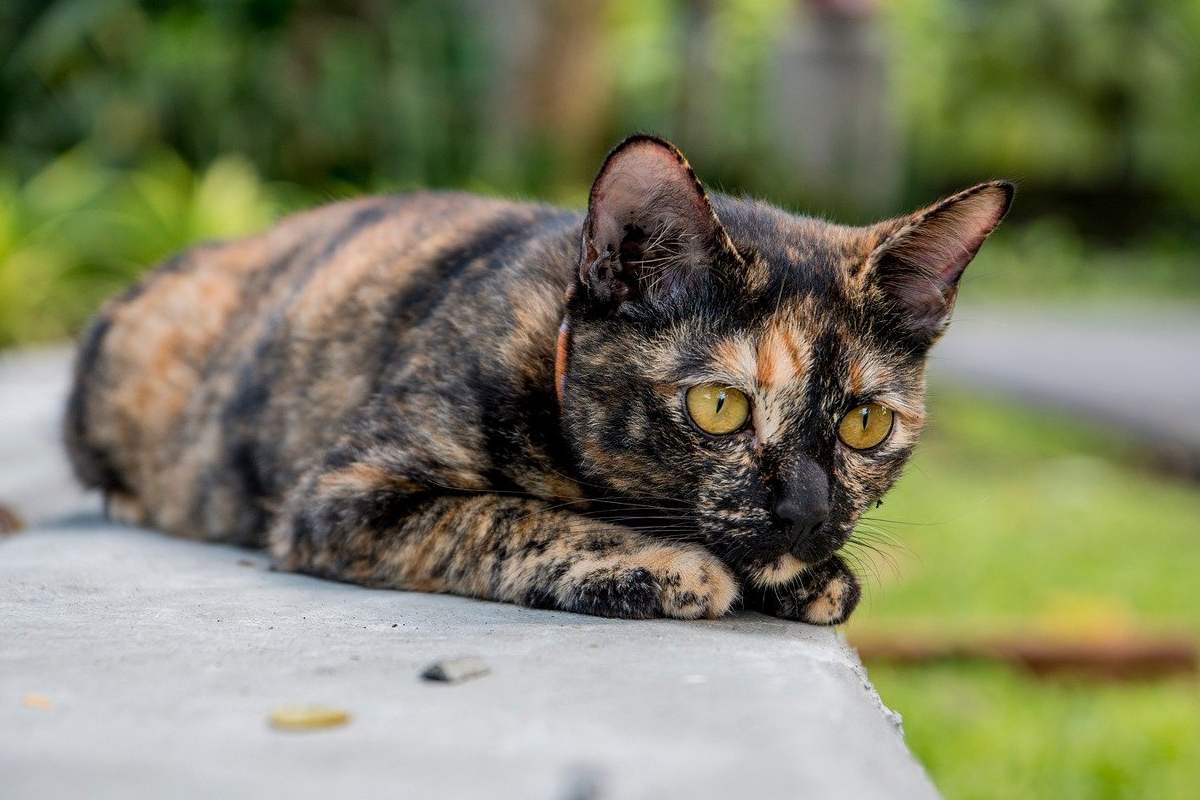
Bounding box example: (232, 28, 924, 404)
(0, 505, 24, 536)
(421, 656, 490, 684)
(268, 705, 351, 731)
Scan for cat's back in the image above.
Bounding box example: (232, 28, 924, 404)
(66, 190, 579, 541)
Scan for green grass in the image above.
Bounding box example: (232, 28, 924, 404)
(869, 665, 1200, 800)
(848, 387, 1200, 799)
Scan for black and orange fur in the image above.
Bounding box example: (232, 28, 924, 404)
(65, 135, 1011, 623)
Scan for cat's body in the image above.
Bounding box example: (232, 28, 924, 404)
(67, 192, 581, 550)
(66, 136, 1011, 623)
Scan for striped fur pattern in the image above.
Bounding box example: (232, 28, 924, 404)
(65, 135, 1011, 623)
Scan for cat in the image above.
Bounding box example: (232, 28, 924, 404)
(64, 135, 1011, 624)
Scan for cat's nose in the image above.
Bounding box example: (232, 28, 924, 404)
(772, 498, 829, 548)
(772, 456, 832, 559)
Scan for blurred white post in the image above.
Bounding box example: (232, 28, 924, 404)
(772, 0, 900, 215)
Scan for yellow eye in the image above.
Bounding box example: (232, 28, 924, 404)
(686, 384, 750, 435)
(837, 403, 894, 450)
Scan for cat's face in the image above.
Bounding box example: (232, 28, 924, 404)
(559, 136, 1012, 588)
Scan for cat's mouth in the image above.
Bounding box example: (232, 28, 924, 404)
(746, 553, 810, 588)
(711, 520, 851, 589)
(741, 541, 850, 588)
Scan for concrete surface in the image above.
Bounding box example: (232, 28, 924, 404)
(1, 348, 937, 798)
(1, 523, 934, 799)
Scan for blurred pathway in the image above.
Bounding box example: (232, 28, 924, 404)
(930, 304, 1200, 468)
(0, 346, 96, 525)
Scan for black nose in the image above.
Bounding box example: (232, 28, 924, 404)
(772, 457, 832, 558)
(773, 498, 829, 545)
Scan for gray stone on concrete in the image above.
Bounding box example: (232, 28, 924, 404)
(1, 523, 935, 799)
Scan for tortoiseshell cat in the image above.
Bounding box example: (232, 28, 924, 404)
(65, 136, 1011, 624)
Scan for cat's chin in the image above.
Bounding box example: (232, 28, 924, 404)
(746, 553, 808, 588)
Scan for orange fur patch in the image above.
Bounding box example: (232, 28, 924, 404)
(554, 319, 571, 405)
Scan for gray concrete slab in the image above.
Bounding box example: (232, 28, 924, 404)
(1, 522, 935, 800)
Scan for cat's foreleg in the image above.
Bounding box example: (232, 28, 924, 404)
(269, 470, 739, 619)
(743, 555, 860, 625)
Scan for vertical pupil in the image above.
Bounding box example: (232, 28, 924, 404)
(715, 390, 726, 415)
(860, 407, 870, 431)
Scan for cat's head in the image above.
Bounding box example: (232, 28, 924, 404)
(558, 135, 1012, 592)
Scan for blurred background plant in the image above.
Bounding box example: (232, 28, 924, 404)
(3, 0, 1199, 346)
(2, 1, 1197, 797)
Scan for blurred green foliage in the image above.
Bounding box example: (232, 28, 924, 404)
(4, 0, 1199, 212)
(888, 0, 1200, 227)
(0, 148, 278, 343)
(2, 0, 1199, 345)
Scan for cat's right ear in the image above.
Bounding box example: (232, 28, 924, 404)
(863, 180, 1014, 345)
(577, 135, 743, 313)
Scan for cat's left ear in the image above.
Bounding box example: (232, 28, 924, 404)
(865, 180, 1014, 342)
(577, 135, 743, 312)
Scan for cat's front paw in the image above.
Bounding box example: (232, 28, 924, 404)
(752, 555, 860, 625)
(556, 543, 740, 620)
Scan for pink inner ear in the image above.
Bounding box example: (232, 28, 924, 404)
(885, 183, 1012, 286)
(868, 181, 1012, 334)
(587, 138, 717, 263)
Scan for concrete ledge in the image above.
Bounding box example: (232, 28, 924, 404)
(0, 346, 936, 798)
(1, 522, 934, 799)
